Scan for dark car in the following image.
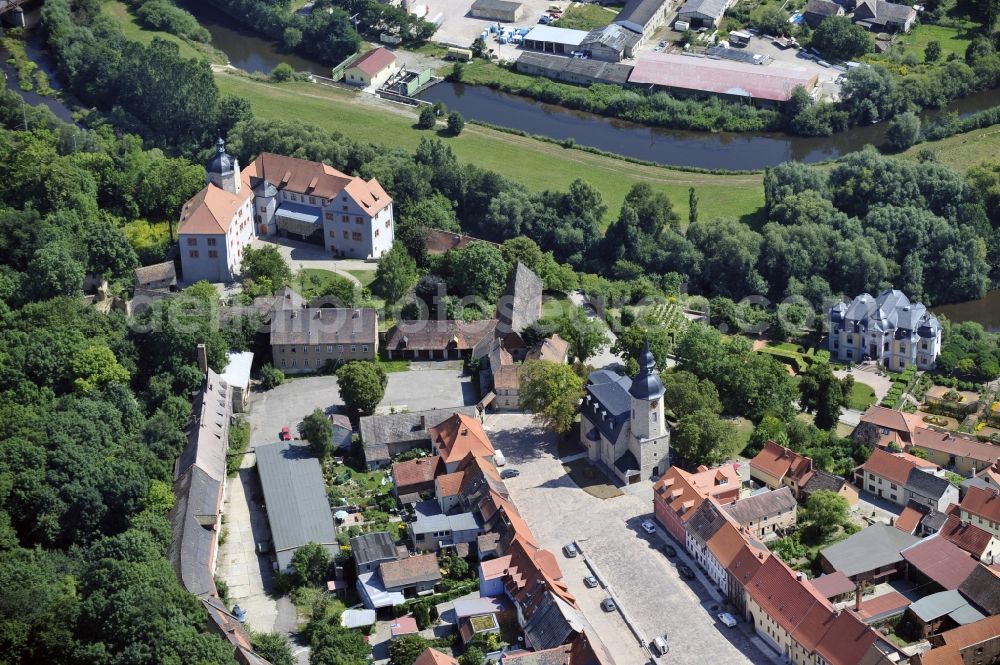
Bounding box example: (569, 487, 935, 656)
(600, 598, 617, 612)
(500, 469, 520, 479)
(677, 564, 696, 580)
(660, 543, 677, 558)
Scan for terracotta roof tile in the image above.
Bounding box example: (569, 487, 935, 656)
(243, 152, 391, 212)
(862, 448, 924, 486)
(436, 470, 466, 497)
(940, 513, 997, 558)
(894, 505, 923, 534)
(178, 180, 253, 235)
(349, 47, 397, 77)
(413, 647, 459, 665)
(859, 406, 923, 440)
(960, 485, 1000, 523)
(750, 441, 813, 485)
(746, 556, 830, 638)
(429, 414, 495, 465)
(856, 591, 910, 621)
(813, 610, 879, 665)
(392, 455, 442, 491)
(385, 319, 498, 353)
(727, 540, 770, 587)
(911, 428, 1000, 465)
(811, 571, 855, 599)
(424, 228, 498, 255)
(480, 555, 513, 581)
(900, 536, 979, 590)
(706, 521, 749, 568)
(380, 553, 441, 589)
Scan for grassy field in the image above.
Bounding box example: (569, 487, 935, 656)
(214, 71, 765, 224)
(552, 3, 618, 30)
(902, 123, 1000, 172)
(102, 0, 225, 63)
(894, 22, 978, 60)
(347, 269, 378, 288)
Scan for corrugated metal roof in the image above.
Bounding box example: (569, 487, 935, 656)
(524, 25, 589, 46)
(256, 442, 338, 570)
(820, 524, 919, 578)
(629, 53, 818, 102)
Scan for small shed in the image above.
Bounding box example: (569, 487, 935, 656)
(341, 608, 377, 629)
(470, 0, 524, 21)
(134, 261, 177, 292)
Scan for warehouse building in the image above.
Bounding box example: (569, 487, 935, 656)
(614, 0, 671, 40)
(522, 25, 589, 55)
(676, 0, 731, 28)
(580, 24, 642, 61)
(516, 52, 633, 85)
(629, 53, 818, 105)
(470, 0, 524, 22)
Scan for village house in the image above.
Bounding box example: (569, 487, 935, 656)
(357, 553, 442, 610)
(799, 468, 859, 506)
(802, 0, 844, 26)
(652, 464, 741, 542)
(914, 614, 1000, 665)
(958, 564, 1000, 616)
(749, 441, 813, 498)
(351, 531, 401, 575)
(852, 0, 917, 32)
(133, 261, 177, 292)
(853, 405, 924, 448)
(359, 405, 482, 469)
(722, 487, 798, 541)
(479, 334, 570, 410)
(956, 485, 1000, 539)
(684, 499, 750, 592)
(391, 455, 443, 504)
(408, 500, 482, 553)
(857, 448, 959, 512)
(343, 47, 400, 88)
(939, 510, 1000, 563)
(828, 289, 941, 371)
(269, 307, 378, 373)
(579, 344, 670, 484)
(726, 539, 771, 620)
(909, 427, 1000, 477)
(384, 319, 498, 361)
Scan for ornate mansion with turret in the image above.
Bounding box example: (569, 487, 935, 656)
(178, 139, 394, 283)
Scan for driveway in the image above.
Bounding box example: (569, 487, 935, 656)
(246, 369, 475, 447)
(483, 414, 765, 665)
(252, 237, 377, 286)
(568, 292, 624, 370)
(835, 365, 894, 402)
(216, 458, 300, 643)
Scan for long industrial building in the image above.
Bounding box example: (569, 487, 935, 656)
(628, 53, 818, 105)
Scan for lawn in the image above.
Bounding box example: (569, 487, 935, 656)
(553, 3, 618, 30)
(902, 123, 1000, 173)
(214, 71, 766, 225)
(893, 22, 978, 60)
(293, 268, 356, 300)
(101, 0, 224, 63)
(847, 380, 876, 411)
(347, 269, 378, 288)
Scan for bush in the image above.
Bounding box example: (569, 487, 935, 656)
(447, 111, 465, 135)
(418, 104, 437, 129)
(260, 363, 285, 389)
(133, 0, 211, 42)
(271, 62, 295, 82)
(811, 16, 873, 60)
(885, 111, 921, 151)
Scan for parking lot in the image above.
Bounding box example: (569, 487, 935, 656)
(485, 414, 766, 665)
(426, 0, 564, 49)
(245, 367, 474, 447)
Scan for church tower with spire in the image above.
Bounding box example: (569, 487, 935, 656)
(629, 342, 666, 442)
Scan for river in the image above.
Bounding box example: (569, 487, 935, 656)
(0, 32, 75, 123)
(932, 289, 1000, 332)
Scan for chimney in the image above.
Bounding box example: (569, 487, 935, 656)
(855, 582, 863, 612)
(796, 573, 803, 582)
(197, 343, 209, 374)
(420, 415, 427, 429)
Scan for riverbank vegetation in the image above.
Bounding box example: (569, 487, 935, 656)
(102, 1, 225, 62)
(199, 0, 433, 66)
(123, 0, 211, 42)
(1, 31, 54, 95)
(0, 86, 265, 663)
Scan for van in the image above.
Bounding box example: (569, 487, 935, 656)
(651, 636, 668, 656)
(674, 19, 690, 31)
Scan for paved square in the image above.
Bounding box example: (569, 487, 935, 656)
(484, 414, 765, 665)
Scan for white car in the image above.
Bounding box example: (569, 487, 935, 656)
(641, 520, 657, 534)
(718, 612, 738, 628)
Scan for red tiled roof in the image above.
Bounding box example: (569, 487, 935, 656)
(960, 485, 1000, 523)
(859, 406, 923, 440)
(813, 610, 879, 665)
(390, 616, 419, 637)
(436, 470, 466, 497)
(244, 152, 391, 213)
(413, 648, 459, 665)
(750, 441, 813, 485)
(856, 591, 910, 621)
(910, 428, 1000, 465)
(392, 456, 441, 491)
(811, 571, 855, 599)
(349, 47, 397, 77)
(900, 536, 979, 590)
(178, 180, 253, 235)
(916, 615, 1000, 664)
(894, 506, 923, 534)
(653, 465, 740, 525)
(480, 555, 512, 581)
(940, 512, 996, 558)
(862, 448, 923, 486)
(727, 540, 770, 587)
(424, 228, 498, 255)
(430, 414, 495, 465)
(707, 521, 749, 569)
(746, 556, 830, 638)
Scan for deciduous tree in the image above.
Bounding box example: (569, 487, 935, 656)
(336, 361, 387, 418)
(519, 360, 584, 434)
